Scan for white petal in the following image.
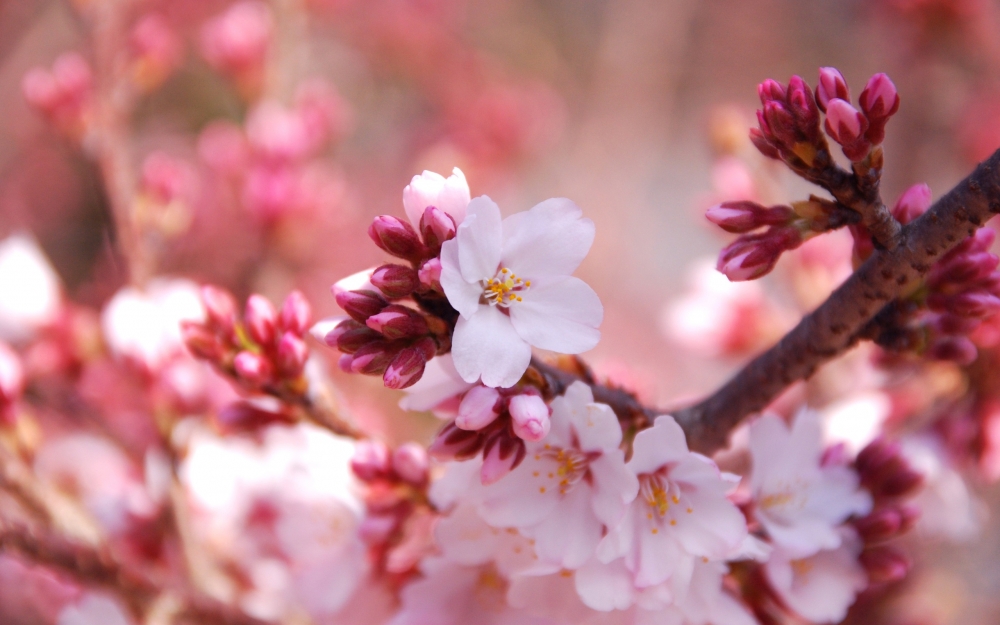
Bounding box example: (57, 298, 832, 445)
(574, 558, 636, 611)
(440, 240, 482, 319)
(501, 198, 595, 278)
(479, 453, 561, 528)
(588, 452, 639, 527)
(628, 415, 690, 476)
(509, 277, 602, 354)
(569, 398, 622, 451)
(524, 484, 603, 569)
(399, 353, 473, 413)
(451, 306, 532, 388)
(457, 196, 502, 283)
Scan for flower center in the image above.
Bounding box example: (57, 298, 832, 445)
(639, 472, 692, 533)
(530, 444, 594, 496)
(482, 267, 530, 307)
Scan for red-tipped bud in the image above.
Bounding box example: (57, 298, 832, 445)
(351, 439, 391, 481)
(860, 546, 910, 584)
(276, 332, 308, 377)
(366, 305, 429, 340)
(368, 215, 424, 260)
(335, 289, 389, 323)
(932, 313, 981, 336)
(481, 432, 526, 485)
(717, 227, 801, 282)
(233, 350, 272, 385)
(181, 321, 223, 361)
(705, 202, 795, 233)
(859, 73, 900, 120)
(929, 291, 1000, 318)
(749, 128, 781, 159)
(383, 344, 428, 390)
(337, 353, 354, 373)
(216, 399, 294, 434)
(816, 67, 850, 113)
(855, 507, 904, 543)
(0, 342, 24, 408)
(928, 252, 999, 290)
(392, 442, 429, 486)
(928, 336, 978, 364)
(371, 264, 420, 299)
(456, 386, 502, 431)
(787, 75, 820, 137)
(350, 341, 401, 375)
(891, 183, 932, 225)
(419, 206, 457, 251)
(763, 100, 798, 146)
(757, 79, 787, 105)
(509, 393, 551, 442)
(824, 98, 871, 161)
(418, 258, 443, 290)
(279, 290, 311, 336)
(200, 285, 237, 334)
(429, 422, 485, 461)
(245, 294, 278, 346)
(327, 319, 381, 354)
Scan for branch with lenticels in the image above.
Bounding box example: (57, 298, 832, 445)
(533, 147, 1000, 456)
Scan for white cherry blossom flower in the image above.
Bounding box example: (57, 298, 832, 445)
(595, 415, 747, 589)
(0, 233, 61, 343)
(440, 196, 603, 387)
(632, 560, 756, 625)
(57, 593, 132, 625)
(478, 382, 637, 569)
(403, 167, 471, 229)
(749, 411, 871, 557)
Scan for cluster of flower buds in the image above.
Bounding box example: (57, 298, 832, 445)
(128, 13, 183, 92)
(428, 386, 551, 484)
(852, 438, 924, 584)
(0, 341, 24, 426)
(182, 286, 313, 395)
(21, 52, 93, 140)
(819, 69, 899, 162)
(200, 1, 273, 97)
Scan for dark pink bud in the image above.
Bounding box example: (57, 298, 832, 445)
(859, 73, 900, 121)
(383, 344, 428, 390)
(509, 394, 551, 442)
(366, 305, 429, 340)
(757, 79, 787, 105)
(749, 128, 781, 159)
(481, 432, 526, 485)
(233, 350, 272, 385)
(856, 438, 899, 477)
(891, 183, 932, 225)
(328, 319, 381, 353)
(200, 285, 237, 334)
(181, 321, 223, 361)
(855, 507, 903, 543)
(371, 264, 420, 299)
(787, 75, 819, 137)
(928, 336, 978, 365)
(245, 294, 278, 346)
(335, 289, 388, 323)
(337, 353, 354, 373)
(279, 290, 311, 336)
(419, 206, 457, 251)
(0, 342, 24, 407)
(277, 332, 308, 377)
(824, 98, 870, 160)
(932, 313, 981, 336)
(763, 100, 798, 146)
(428, 422, 485, 461)
(351, 439, 391, 481)
(860, 546, 910, 584)
(368, 215, 424, 260)
(928, 252, 999, 290)
(456, 386, 502, 431)
(705, 201, 795, 233)
(350, 341, 401, 375)
(978, 271, 1000, 296)
(418, 258, 443, 289)
(939, 292, 1000, 318)
(717, 228, 801, 282)
(816, 67, 850, 112)
(392, 442, 429, 486)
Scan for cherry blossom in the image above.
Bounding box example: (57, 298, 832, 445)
(0, 234, 61, 343)
(632, 560, 756, 625)
(399, 353, 474, 414)
(56, 593, 132, 625)
(749, 411, 872, 556)
(441, 196, 603, 387)
(403, 167, 471, 229)
(900, 435, 984, 541)
(595, 415, 747, 589)
(478, 382, 637, 569)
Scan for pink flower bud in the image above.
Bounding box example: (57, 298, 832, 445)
(51, 53, 92, 99)
(509, 394, 551, 442)
(824, 98, 870, 160)
(130, 13, 183, 88)
(428, 422, 485, 461)
(368, 215, 424, 260)
(328, 319, 381, 354)
(855, 507, 904, 543)
(757, 79, 787, 105)
(181, 321, 224, 361)
(335, 289, 388, 323)
(383, 345, 428, 390)
(932, 313, 981, 336)
(351, 439, 391, 481)
(279, 290, 311, 336)
(392, 442, 429, 486)
(366, 305, 429, 340)
(419, 206, 457, 251)
(200, 1, 273, 74)
(216, 399, 293, 434)
(787, 75, 819, 136)
(481, 432, 526, 485)
(0, 342, 24, 407)
(749, 128, 781, 159)
(859, 73, 900, 121)
(277, 332, 308, 377)
(200, 285, 237, 334)
(860, 546, 910, 584)
(763, 100, 798, 146)
(705, 201, 794, 233)
(21, 68, 59, 111)
(934, 291, 1000, 318)
(891, 183, 932, 225)
(815, 67, 850, 112)
(337, 353, 354, 373)
(717, 228, 801, 282)
(371, 264, 420, 299)
(350, 341, 401, 375)
(927, 336, 978, 365)
(418, 258, 443, 289)
(456, 386, 502, 431)
(233, 350, 272, 385)
(928, 252, 999, 290)
(244, 294, 278, 346)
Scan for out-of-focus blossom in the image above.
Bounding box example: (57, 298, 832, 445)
(21, 52, 92, 138)
(820, 392, 892, 455)
(0, 341, 25, 421)
(749, 411, 872, 557)
(56, 593, 133, 625)
(200, 1, 273, 92)
(441, 197, 603, 387)
(402, 167, 471, 229)
(899, 436, 985, 541)
(0, 234, 61, 343)
(129, 13, 183, 91)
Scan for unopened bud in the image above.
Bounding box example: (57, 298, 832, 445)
(705, 201, 794, 233)
(371, 264, 420, 299)
(351, 439, 391, 481)
(787, 75, 819, 138)
(279, 290, 311, 336)
(245, 294, 278, 346)
(366, 305, 429, 340)
(749, 128, 781, 159)
(200, 285, 237, 334)
(350, 341, 401, 375)
(233, 350, 272, 385)
(757, 79, 787, 105)
(392, 442, 429, 486)
(456, 386, 502, 431)
(932, 313, 981, 336)
(816, 67, 850, 112)
(181, 321, 223, 361)
(717, 227, 801, 282)
(368, 215, 424, 260)
(763, 100, 798, 147)
(928, 252, 999, 290)
(383, 345, 428, 390)
(335, 289, 388, 323)
(891, 183, 932, 225)
(418, 258, 443, 289)
(824, 98, 870, 161)
(428, 422, 485, 461)
(860, 546, 909, 584)
(419, 206, 457, 251)
(481, 432, 526, 485)
(930, 291, 1000, 319)
(277, 332, 308, 377)
(328, 319, 381, 353)
(509, 394, 551, 442)
(855, 508, 903, 543)
(859, 73, 900, 144)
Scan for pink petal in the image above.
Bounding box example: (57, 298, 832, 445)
(456, 196, 502, 284)
(451, 306, 532, 387)
(509, 277, 602, 354)
(500, 198, 595, 278)
(439, 240, 482, 319)
(628, 415, 690, 475)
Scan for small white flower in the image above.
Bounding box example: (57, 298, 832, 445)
(900, 435, 985, 541)
(440, 196, 603, 387)
(403, 167, 471, 229)
(749, 411, 871, 557)
(0, 233, 61, 343)
(57, 594, 132, 625)
(478, 382, 637, 569)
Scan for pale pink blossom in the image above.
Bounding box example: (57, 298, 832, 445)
(478, 382, 637, 569)
(763, 532, 867, 624)
(595, 416, 747, 589)
(0, 234, 62, 343)
(900, 435, 985, 541)
(398, 353, 473, 415)
(749, 411, 872, 557)
(403, 167, 471, 229)
(631, 560, 756, 625)
(441, 197, 603, 387)
(56, 593, 132, 625)
(201, 1, 273, 74)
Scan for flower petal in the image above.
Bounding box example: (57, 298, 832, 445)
(501, 198, 595, 278)
(509, 277, 602, 354)
(440, 240, 482, 319)
(575, 558, 637, 611)
(451, 306, 532, 387)
(457, 196, 502, 283)
(523, 483, 603, 568)
(628, 415, 690, 475)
